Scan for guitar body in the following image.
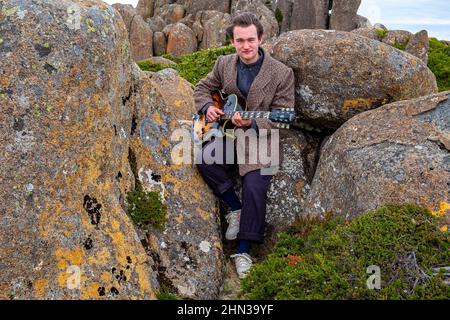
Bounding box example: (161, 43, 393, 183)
(193, 90, 247, 143)
(192, 90, 296, 144)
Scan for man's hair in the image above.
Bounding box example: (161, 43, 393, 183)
(226, 12, 264, 40)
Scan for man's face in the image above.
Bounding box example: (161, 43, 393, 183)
(231, 24, 263, 64)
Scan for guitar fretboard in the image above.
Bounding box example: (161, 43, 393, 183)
(221, 111, 270, 119)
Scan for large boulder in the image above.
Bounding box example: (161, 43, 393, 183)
(406, 30, 429, 64)
(382, 30, 413, 47)
(112, 3, 137, 32)
(268, 0, 292, 32)
(147, 15, 166, 33)
(354, 14, 372, 29)
(290, 0, 328, 30)
(351, 27, 381, 41)
(303, 91, 450, 219)
(129, 68, 224, 299)
(136, 0, 155, 21)
(263, 130, 320, 248)
(129, 15, 153, 61)
(195, 11, 232, 50)
(164, 23, 197, 56)
(0, 0, 156, 299)
(269, 30, 438, 129)
(329, 0, 361, 31)
(231, 0, 279, 40)
(159, 4, 185, 25)
(153, 31, 167, 56)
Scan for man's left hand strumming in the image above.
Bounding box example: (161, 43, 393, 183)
(231, 112, 252, 128)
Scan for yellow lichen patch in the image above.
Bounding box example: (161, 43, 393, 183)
(55, 247, 84, 270)
(152, 112, 164, 124)
(295, 180, 305, 196)
(135, 262, 155, 299)
(174, 99, 182, 108)
(160, 137, 169, 148)
(81, 282, 102, 300)
(111, 219, 121, 231)
(161, 170, 204, 203)
(0, 75, 10, 87)
(33, 279, 48, 298)
(196, 208, 211, 222)
(101, 271, 111, 284)
(342, 98, 384, 113)
(431, 201, 450, 217)
(57, 272, 69, 288)
(87, 247, 112, 266)
(175, 214, 184, 224)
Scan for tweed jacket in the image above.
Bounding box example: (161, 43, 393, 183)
(194, 48, 295, 176)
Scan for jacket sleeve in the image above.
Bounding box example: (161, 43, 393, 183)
(255, 67, 295, 136)
(194, 57, 223, 113)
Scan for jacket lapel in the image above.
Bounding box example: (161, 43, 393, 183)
(246, 48, 272, 110)
(223, 48, 273, 110)
(224, 54, 246, 100)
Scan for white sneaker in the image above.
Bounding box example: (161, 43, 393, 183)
(230, 253, 252, 279)
(225, 210, 240, 240)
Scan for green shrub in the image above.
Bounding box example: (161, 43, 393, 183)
(126, 187, 168, 231)
(136, 61, 168, 73)
(163, 45, 236, 85)
(137, 46, 235, 85)
(375, 28, 388, 40)
(392, 42, 407, 51)
(275, 8, 283, 25)
(241, 204, 450, 300)
(156, 285, 178, 300)
(428, 38, 450, 91)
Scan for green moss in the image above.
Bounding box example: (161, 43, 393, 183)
(156, 285, 178, 300)
(136, 61, 168, 73)
(375, 28, 388, 40)
(428, 37, 450, 92)
(275, 8, 283, 25)
(85, 18, 95, 33)
(137, 45, 236, 85)
(241, 204, 450, 300)
(392, 42, 407, 51)
(126, 186, 168, 231)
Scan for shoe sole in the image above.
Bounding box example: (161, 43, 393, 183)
(225, 234, 237, 240)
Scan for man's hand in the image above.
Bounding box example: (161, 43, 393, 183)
(206, 106, 225, 122)
(231, 111, 252, 128)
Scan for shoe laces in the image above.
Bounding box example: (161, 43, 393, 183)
(226, 210, 240, 227)
(230, 253, 252, 269)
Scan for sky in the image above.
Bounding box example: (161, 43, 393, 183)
(103, 0, 450, 40)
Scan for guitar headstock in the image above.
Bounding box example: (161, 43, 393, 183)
(269, 108, 296, 129)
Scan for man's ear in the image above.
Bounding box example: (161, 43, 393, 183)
(258, 36, 264, 45)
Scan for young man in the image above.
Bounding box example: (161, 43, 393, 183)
(194, 12, 295, 279)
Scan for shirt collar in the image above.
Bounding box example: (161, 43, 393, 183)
(238, 47, 264, 69)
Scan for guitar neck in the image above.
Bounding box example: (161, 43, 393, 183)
(220, 111, 271, 120)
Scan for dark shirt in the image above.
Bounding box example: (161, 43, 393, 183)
(237, 47, 264, 98)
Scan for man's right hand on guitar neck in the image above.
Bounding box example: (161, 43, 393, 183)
(206, 106, 225, 123)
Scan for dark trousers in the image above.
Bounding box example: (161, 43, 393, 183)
(196, 137, 272, 243)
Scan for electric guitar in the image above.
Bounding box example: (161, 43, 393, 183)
(192, 90, 296, 143)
